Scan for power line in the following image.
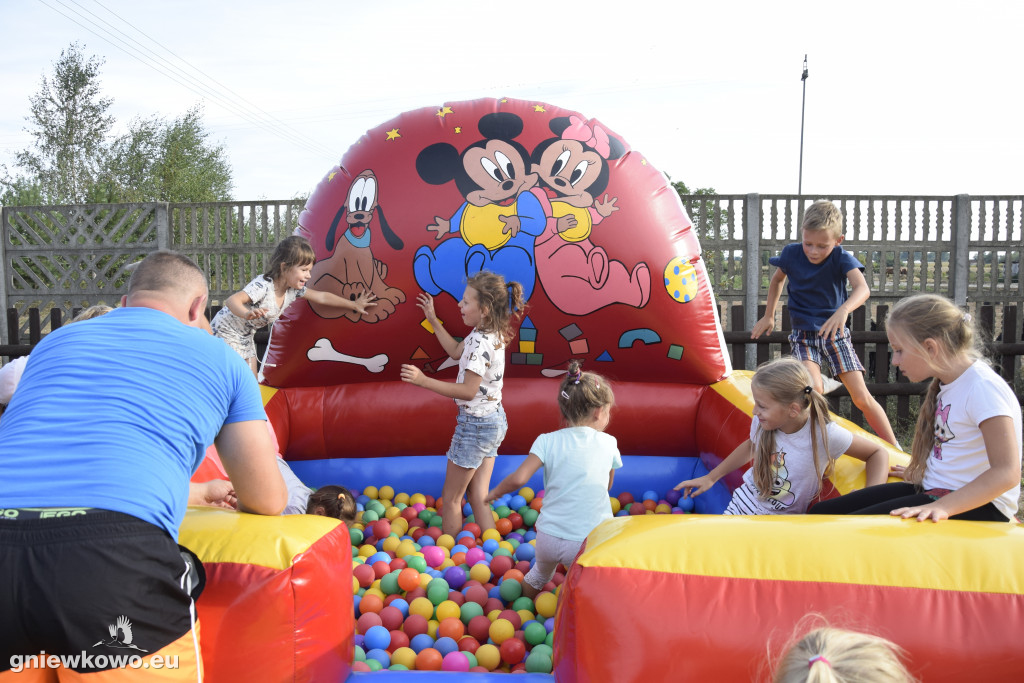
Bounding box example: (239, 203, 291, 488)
(33, 0, 340, 161)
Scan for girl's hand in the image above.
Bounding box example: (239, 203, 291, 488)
(246, 306, 267, 320)
(891, 501, 950, 522)
(416, 293, 439, 325)
(889, 464, 907, 480)
(400, 364, 425, 387)
(484, 489, 500, 505)
(352, 290, 378, 315)
(673, 475, 713, 499)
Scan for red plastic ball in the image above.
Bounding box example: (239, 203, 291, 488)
(353, 563, 375, 588)
(618, 492, 635, 507)
(463, 585, 488, 606)
(405, 587, 427, 602)
(490, 555, 513, 578)
(628, 502, 646, 516)
(507, 512, 523, 529)
(462, 522, 482, 538)
(379, 605, 404, 631)
(484, 597, 504, 614)
(403, 614, 429, 638)
(499, 637, 526, 665)
(498, 609, 522, 630)
(356, 612, 382, 634)
(372, 560, 392, 579)
(389, 557, 408, 572)
(514, 560, 531, 575)
(467, 615, 492, 642)
(458, 636, 481, 654)
(387, 629, 410, 653)
(372, 519, 392, 539)
(447, 590, 466, 606)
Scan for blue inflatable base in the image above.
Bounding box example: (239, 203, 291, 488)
(287, 454, 730, 517)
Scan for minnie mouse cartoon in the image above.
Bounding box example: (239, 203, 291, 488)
(530, 115, 650, 314)
(413, 112, 545, 302)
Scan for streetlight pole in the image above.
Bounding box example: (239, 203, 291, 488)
(798, 54, 808, 195)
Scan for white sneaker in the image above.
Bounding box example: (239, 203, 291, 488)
(821, 376, 843, 394)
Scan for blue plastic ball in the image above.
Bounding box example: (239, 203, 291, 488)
(434, 636, 459, 657)
(365, 648, 391, 668)
(509, 495, 527, 510)
(678, 496, 695, 512)
(643, 490, 658, 502)
(410, 633, 435, 653)
(390, 598, 410, 617)
(364, 625, 391, 651)
(514, 543, 536, 562)
(482, 539, 500, 554)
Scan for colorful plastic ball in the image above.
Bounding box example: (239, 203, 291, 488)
(525, 651, 553, 673)
(498, 609, 522, 630)
(437, 617, 465, 641)
(443, 566, 467, 590)
(379, 572, 401, 595)
(364, 625, 391, 651)
(467, 615, 492, 643)
(433, 635, 459, 657)
(378, 605, 404, 631)
(468, 563, 492, 585)
(409, 633, 436, 654)
(534, 592, 557, 619)
(372, 519, 392, 539)
(628, 502, 646, 515)
(475, 643, 501, 671)
(521, 509, 540, 527)
(365, 647, 391, 668)
(523, 620, 548, 646)
(499, 578, 523, 602)
(387, 629, 410, 653)
(495, 518, 514, 535)
(353, 563, 376, 589)
(489, 554, 513, 578)
(488, 618, 515, 644)
(665, 488, 683, 506)
(396, 567, 420, 592)
(356, 612, 382, 635)
(351, 661, 372, 672)
(513, 543, 535, 562)
(414, 647, 443, 671)
(421, 546, 445, 568)
(441, 651, 470, 672)
(409, 597, 435, 620)
(389, 647, 413, 667)
(463, 547, 486, 566)
(458, 601, 484, 625)
(679, 495, 696, 512)
(435, 600, 461, 622)
(643, 490, 658, 502)
(499, 637, 526, 665)
(358, 592, 384, 614)
(403, 613, 429, 638)
(617, 492, 635, 507)
(458, 636, 481, 654)
(426, 578, 451, 605)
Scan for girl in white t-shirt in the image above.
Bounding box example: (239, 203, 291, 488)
(676, 357, 888, 515)
(485, 360, 621, 597)
(211, 236, 376, 375)
(810, 294, 1022, 522)
(400, 270, 526, 538)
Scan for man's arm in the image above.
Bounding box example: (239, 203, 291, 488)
(214, 420, 287, 515)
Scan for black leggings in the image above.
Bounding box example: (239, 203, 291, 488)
(807, 482, 1009, 521)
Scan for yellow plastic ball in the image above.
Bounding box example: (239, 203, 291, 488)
(517, 609, 535, 625)
(435, 600, 461, 622)
(475, 644, 501, 671)
(488, 618, 514, 644)
(439, 558, 455, 570)
(436, 534, 456, 551)
(352, 576, 359, 593)
(391, 646, 416, 669)
(426, 619, 439, 639)
(385, 506, 402, 521)
(481, 528, 501, 543)
(358, 545, 376, 559)
(409, 597, 435, 620)
(487, 609, 502, 622)
(364, 586, 385, 602)
(363, 486, 379, 500)
(655, 503, 672, 514)
(418, 573, 434, 589)
(379, 485, 395, 501)
(518, 487, 535, 503)
(395, 540, 417, 559)
(469, 563, 492, 585)
(609, 497, 621, 514)
(535, 591, 557, 619)
(498, 541, 514, 554)
(381, 536, 401, 554)
(409, 493, 426, 506)
(395, 492, 410, 506)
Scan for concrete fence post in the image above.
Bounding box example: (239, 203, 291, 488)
(744, 193, 762, 369)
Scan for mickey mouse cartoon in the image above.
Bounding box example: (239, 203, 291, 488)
(530, 115, 650, 314)
(412, 112, 544, 302)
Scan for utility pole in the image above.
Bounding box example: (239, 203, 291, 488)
(798, 54, 808, 195)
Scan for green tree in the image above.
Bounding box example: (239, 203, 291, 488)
(4, 43, 114, 204)
(670, 178, 734, 287)
(101, 105, 233, 203)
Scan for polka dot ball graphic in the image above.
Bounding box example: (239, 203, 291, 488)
(664, 257, 699, 303)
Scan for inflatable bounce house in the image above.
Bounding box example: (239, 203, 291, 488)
(181, 98, 1024, 681)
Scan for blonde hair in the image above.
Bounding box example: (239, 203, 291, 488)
(71, 304, 114, 322)
(886, 294, 985, 484)
(751, 358, 834, 500)
(802, 200, 843, 241)
(465, 270, 526, 346)
(558, 359, 614, 426)
(772, 625, 916, 683)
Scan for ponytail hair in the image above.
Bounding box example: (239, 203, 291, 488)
(770, 620, 916, 683)
(751, 358, 834, 501)
(886, 294, 986, 485)
(465, 270, 526, 346)
(306, 485, 357, 524)
(558, 359, 614, 426)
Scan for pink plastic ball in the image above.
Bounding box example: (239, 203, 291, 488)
(441, 651, 470, 672)
(464, 547, 486, 566)
(422, 545, 446, 568)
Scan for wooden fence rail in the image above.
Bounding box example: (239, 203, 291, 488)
(5, 304, 1021, 432)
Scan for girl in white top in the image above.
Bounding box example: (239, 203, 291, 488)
(810, 294, 1022, 522)
(401, 270, 526, 539)
(676, 357, 889, 515)
(486, 360, 622, 597)
(211, 236, 376, 375)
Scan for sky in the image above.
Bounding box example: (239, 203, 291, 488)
(1, 0, 1022, 202)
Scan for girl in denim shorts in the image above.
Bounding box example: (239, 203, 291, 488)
(401, 271, 526, 538)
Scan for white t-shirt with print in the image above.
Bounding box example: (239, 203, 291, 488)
(923, 360, 1022, 520)
(454, 329, 504, 416)
(726, 416, 853, 515)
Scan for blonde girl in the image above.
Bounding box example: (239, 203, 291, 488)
(211, 236, 376, 374)
(400, 270, 526, 538)
(676, 357, 888, 514)
(772, 624, 916, 683)
(809, 294, 1021, 522)
(485, 360, 621, 598)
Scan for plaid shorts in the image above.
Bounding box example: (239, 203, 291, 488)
(788, 327, 865, 376)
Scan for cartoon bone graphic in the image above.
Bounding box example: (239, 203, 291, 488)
(307, 338, 388, 373)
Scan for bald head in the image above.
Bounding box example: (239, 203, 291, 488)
(125, 251, 209, 322)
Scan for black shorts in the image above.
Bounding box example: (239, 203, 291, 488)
(0, 508, 203, 676)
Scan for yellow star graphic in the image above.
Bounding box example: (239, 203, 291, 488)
(500, 98, 508, 103)
(328, 171, 337, 181)
(533, 104, 546, 112)
(454, 126, 462, 134)
(385, 128, 401, 141)
(641, 159, 648, 166)
(436, 106, 453, 118)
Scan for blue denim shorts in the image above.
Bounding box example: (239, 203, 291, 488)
(447, 406, 507, 469)
(788, 327, 865, 376)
